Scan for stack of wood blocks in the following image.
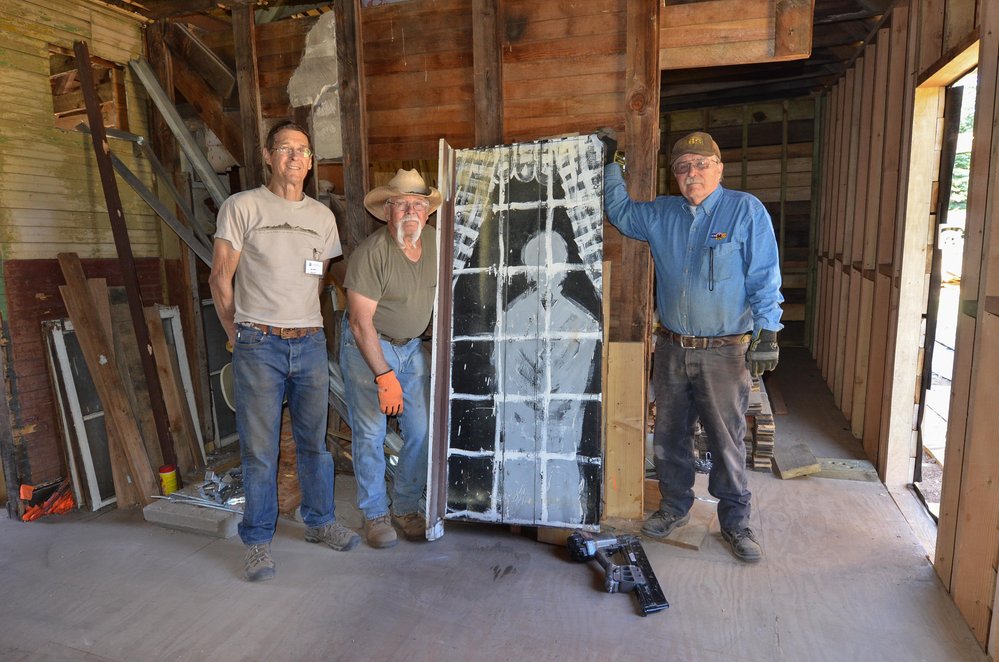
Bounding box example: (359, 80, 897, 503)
(691, 377, 777, 473)
(746, 377, 776, 471)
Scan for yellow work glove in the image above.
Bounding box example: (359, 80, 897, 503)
(374, 370, 404, 416)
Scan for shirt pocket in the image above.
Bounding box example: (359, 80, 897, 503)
(421, 262, 438, 291)
(700, 239, 741, 287)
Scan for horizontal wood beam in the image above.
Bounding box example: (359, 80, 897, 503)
(663, 64, 839, 98)
(776, 0, 815, 59)
(661, 0, 814, 69)
(663, 77, 837, 112)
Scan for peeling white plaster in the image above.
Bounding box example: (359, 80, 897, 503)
(287, 11, 343, 160)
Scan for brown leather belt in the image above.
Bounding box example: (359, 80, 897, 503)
(244, 323, 321, 339)
(658, 328, 751, 350)
(379, 332, 415, 346)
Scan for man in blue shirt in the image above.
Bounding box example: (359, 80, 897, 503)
(601, 130, 782, 562)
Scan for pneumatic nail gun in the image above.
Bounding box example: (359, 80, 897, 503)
(567, 530, 669, 616)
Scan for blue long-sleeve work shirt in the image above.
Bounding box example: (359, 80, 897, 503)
(603, 163, 783, 337)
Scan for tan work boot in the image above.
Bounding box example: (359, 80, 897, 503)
(364, 514, 398, 548)
(305, 520, 360, 552)
(243, 543, 275, 582)
(391, 511, 426, 541)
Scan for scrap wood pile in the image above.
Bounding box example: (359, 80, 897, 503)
(37, 252, 206, 517)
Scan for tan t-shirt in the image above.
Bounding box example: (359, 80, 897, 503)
(344, 225, 437, 339)
(215, 185, 341, 327)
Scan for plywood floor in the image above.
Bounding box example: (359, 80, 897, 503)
(0, 350, 986, 661)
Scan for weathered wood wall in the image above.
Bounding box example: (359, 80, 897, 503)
(0, 0, 164, 486)
(0, 1, 159, 261)
(196, 0, 806, 343)
(363, 0, 476, 161)
(814, 8, 914, 458)
(814, 0, 999, 651)
(233, 1, 641, 342)
(930, 0, 999, 652)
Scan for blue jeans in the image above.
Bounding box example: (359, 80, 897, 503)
(233, 324, 334, 545)
(339, 315, 429, 520)
(652, 335, 752, 531)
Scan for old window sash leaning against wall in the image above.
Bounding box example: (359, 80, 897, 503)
(429, 135, 605, 538)
(43, 306, 203, 510)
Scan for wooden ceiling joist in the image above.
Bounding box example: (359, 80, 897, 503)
(164, 22, 237, 99)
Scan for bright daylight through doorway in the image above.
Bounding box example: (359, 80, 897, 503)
(914, 69, 977, 522)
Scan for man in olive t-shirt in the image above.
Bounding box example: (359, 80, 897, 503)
(340, 169, 440, 548)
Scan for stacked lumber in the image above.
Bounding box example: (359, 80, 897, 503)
(746, 377, 776, 471)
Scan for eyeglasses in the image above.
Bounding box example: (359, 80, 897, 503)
(672, 158, 718, 175)
(270, 145, 313, 158)
(387, 199, 430, 212)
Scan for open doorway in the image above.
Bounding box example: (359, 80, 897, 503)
(914, 69, 977, 520)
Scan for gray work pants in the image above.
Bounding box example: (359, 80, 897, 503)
(651, 335, 752, 531)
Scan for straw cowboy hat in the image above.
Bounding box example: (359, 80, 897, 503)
(363, 169, 443, 222)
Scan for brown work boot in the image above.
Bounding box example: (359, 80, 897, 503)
(364, 514, 398, 548)
(391, 511, 426, 541)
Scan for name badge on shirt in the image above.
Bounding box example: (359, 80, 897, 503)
(305, 259, 324, 276)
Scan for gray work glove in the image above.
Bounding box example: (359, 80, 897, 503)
(747, 329, 779, 377)
(595, 128, 624, 169)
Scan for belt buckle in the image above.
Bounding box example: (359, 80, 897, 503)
(679, 334, 699, 349)
(279, 327, 297, 339)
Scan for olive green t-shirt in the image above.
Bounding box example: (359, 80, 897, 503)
(344, 225, 437, 339)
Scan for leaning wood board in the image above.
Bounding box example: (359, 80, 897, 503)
(57, 254, 158, 504)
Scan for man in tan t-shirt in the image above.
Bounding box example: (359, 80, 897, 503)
(340, 169, 440, 548)
(210, 121, 360, 582)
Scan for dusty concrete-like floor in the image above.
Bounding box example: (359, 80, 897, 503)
(0, 347, 987, 661)
(0, 469, 987, 662)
